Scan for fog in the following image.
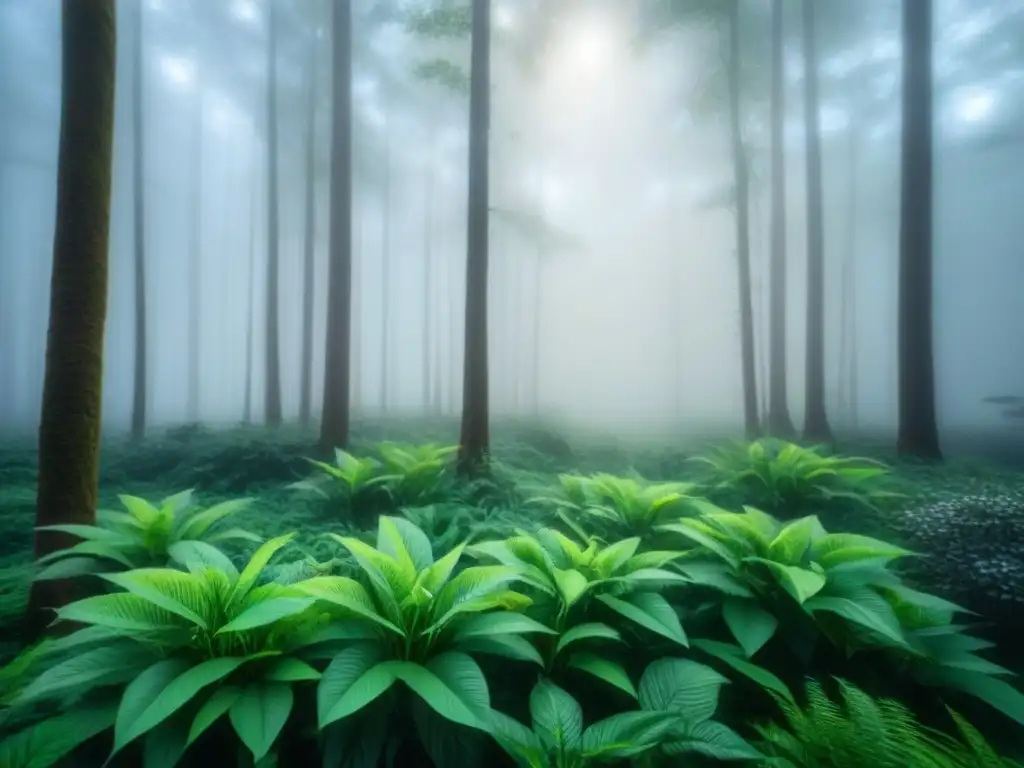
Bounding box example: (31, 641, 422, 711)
(0, 0, 1022, 441)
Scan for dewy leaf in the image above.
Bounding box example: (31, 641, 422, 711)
(229, 682, 295, 762)
(722, 599, 778, 658)
(318, 645, 397, 728)
(117, 657, 249, 750)
(638, 658, 728, 723)
(530, 678, 583, 752)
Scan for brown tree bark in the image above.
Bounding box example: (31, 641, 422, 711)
(26, 0, 117, 639)
(458, 0, 492, 474)
(897, 0, 942, 459)
(319, 0, 354, 452)
(800, 0, 832, 443)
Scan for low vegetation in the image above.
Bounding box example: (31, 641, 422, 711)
(0, 424, 1023, 766)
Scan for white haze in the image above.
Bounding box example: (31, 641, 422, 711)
(0, 0, 1022, 442)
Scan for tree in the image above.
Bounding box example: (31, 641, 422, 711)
(187, 85, 204, 423)
(896, 0, 941, 460)
(765, 0, 796, 438)
(379, 106, 393, 413)
(27, 0, 117, 637)
(130, 0, 148, 440)
(299, 21, 319, 427)
(800, 0, 831, 442)
(458, 0, 492, 474)
(264, 0, 283, 427)
(319, 0, 354, 452)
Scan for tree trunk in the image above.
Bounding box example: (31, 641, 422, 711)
(458, 0, 492, 474)
(130, 0, 147, 440)
(299, 28, 317, 427)
(319, 0, 353, 452)
(838, 108, 860, 430)
(422, 131, 435, 411)
(766, 0, 796, 438)
(530, 237, 543, 416)
(187, 88, 203, 424)
(897, 0, 941, 459)
(352, 204, 363, 411)
(26, 0, 117, 638)
(725, 0, 760, 439)
(380, 110, 392, 414)
(244, 183, 256, 425)
(264, 1, 283, 427)
(800, 0, 832, 443)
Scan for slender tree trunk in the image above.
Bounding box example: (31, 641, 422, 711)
(264, 1, 283, 427)
(458, 0, 492, 474)
(530, 240, 543, 416)
(319, 0, 353, 451)
(838, 111, 860, 430)
(353, 204, 363, 410)
(766, 0, 795, 438)
(380, 111, 392, 414)
(244, 183, 256, 425)
(26, 0, 116, 638)
(130, 0, 147, 440)
(725, 0, 760, 439)
(422, 129, 435, 411)
(299, 28, 317, 427)
(449, 222, 460, 416)
(187, 88, 203, 423)
(897, 0, 941, 459)
(800, 0, 832, 443)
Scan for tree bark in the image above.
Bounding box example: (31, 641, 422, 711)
(422, 128, 435, 411)
(300, 27, 317, 427)
(130, 0, 147, 440)
(319, 0, 354, 452)
(187, 87, 203, 424)
(897, 0, 942, 459)
(725, 0, 760, 439)
(458, 0, 492, 474)
(380, 110, 392, 414)
(766, 0, 796, 438)
(244, 183, 256, 425)
(26, 0, 117, 638)
(264, 0, 283, 427)
(800, 0, 832, 443)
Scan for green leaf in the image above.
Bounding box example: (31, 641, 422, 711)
(810, 533, 912, 569)
(452, 612, 556, 642)
(217, 597, 316, 634)
(385, 658, 486, 730)
(552, 568, 590, 607)
(377, 516, 434, 572)
(55, 592, 184, 633)
(489, 710, 545, 767)
(638, 658, 727, 722)
(187, 685, 242, 746)
(747, 559, 826, 604)
(455, 635, 545, 666)
(178, 499, 253, 541)
(767, 516, 822, 565)
(34, 556, 111, 581)
(168, 540, 239, 578)
(555, 623, 622, 656)
(115, 659, 191, 751)
(428, 565, 521, 630)
(597, 592, 688, 646)
(230, 534, 296, 607)
(804, 595, 908, 648)
(930, 669, 1024, 726)
(318, 645, 396, 728)
(661, 719, 761, 760)
(0, 705, 117, 768)
(102, 569, 210, 629)
(17, 643, 155, 703)
(296, 575, 404, 635)
(691, 639, 794, 703)
(530, 678, 583, 752)
(722, 599, 778, 657)
(566, 654, 637, 698)
(264, 658, 321, 682)
(581, 711, 678, 760)
(229, 682, 294, 762)
(117, 657, 248, 751)
(35, 523, 125, 541)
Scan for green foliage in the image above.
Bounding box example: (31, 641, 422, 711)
(33, 490, 259, 581)
(691, 439, 901, 518)
(757, 678, 1024, 767)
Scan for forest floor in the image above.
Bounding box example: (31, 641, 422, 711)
(0, 417, 1022, 646)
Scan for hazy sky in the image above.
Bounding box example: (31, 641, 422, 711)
(0, 0, 1022, 439)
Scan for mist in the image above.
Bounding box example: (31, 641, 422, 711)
(1, 0, 1022, 444)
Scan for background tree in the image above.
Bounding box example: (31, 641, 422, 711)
(130, 0, 148, 440)
(27, 0, 117, 637)
(264, 0, 283, 427)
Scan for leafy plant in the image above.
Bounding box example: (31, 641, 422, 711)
(33, 490, 258, 581)
(374, 442, 458, 507)
(756, 678, 1023, 767)
(290, 448, 389, 521)
(6, 534, 326, 765)
(691, 439, 900, 518)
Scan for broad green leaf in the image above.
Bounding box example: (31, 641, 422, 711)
(168, 540, 239, 578)
(804, 595, 908, 648)
(35, 524, 125, 542)
(489, 710, 545, 766)
(34, 556, 110, 581)
(229, 682, 294, 762)
(296, 575, 404, 635)
(747, 559, 826, 604)
(581, 711, 678, 760)
(661, 718, 761, 760)
(385, 658, 485, 730)
(102, 569, 210, 629)
(187, 685, 242, 745)
(318, 645, 396, 728)
(658, 521, 740, 567)
(178, 499, 253, 541)
(766, 516, 822, 565)
(566, 654, 637, 698)
(332, 535, 413, 608)
(552, 568, 589, 607)
(452, 612, 556, 642)
(590, 538, 641, 577)
(265, 658, 321, 682)
(555, 623, 621, 656)
(722, 599, 778, 657)
(120, 495, 162, 526)
(230, 534, 296, 607)
(377, 516, 434, 573)
(810, 532, 912, 569)
(217, 597, 316, 634)
(115, 659, 191, 750)
(428, 565, 520, 629)
(638, 658, 727, 722)
(456, 635, 545, 666)
(691, 639, 794, 702)
(597, 592, 688, 646)
(530, 678, 583, 752)
(0, 704, 116, 768)
(18, 643, 155, 703)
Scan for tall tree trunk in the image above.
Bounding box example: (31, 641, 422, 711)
(800, 0, 832, 443)
(353, 204, 363, 410)
(27, 0, 116, 638)
(726, 0, 760, 439)
(422, 123, 435, 411)
(530, 237, 543, 416)
(766, 0, 795, 438)
(380, 111, 392, 414)
(299, 28, 317, 427)
(264, 1, 283, 427)
(838, 109, 860, 430)
(458, 0, 492, 474)
(897, 0, 941, 459)
(319, 0, 353, 452)
(244, 183, 256, 425)
(187, 88, 203, 423)
(130, 0, 147, 440)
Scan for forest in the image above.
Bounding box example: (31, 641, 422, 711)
(0, 0, 1023, 766)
